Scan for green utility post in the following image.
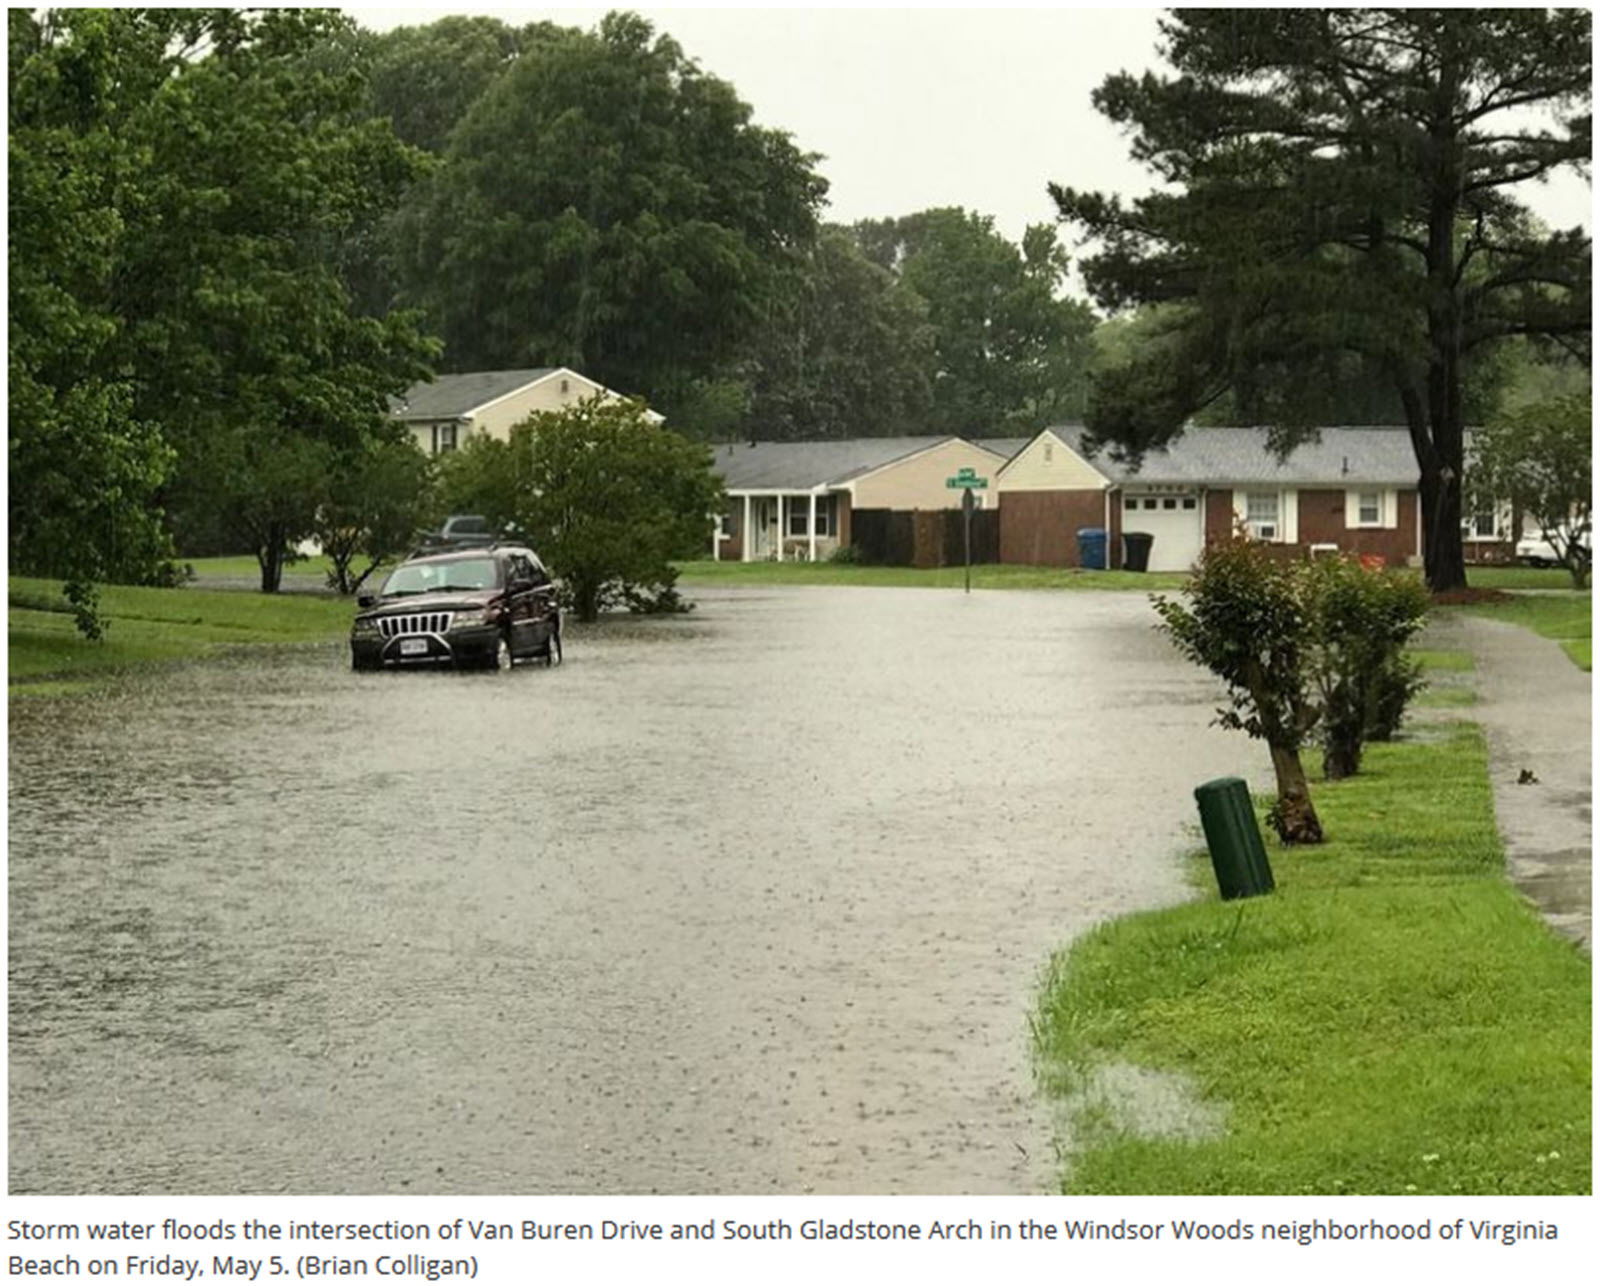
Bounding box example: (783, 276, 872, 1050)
(1193, 777, 1275, 900)
(945, 467, 988, 595)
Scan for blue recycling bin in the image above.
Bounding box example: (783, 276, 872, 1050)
(1076, 527, 1108, 570)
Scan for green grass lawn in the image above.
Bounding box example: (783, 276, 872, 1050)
(1465, 565, 1585, 590)
(675, 559, 1190, 591)
(182, 553, 337, 583)
(673, 561, 1572, 595)
(1033, 721, 1590, 1195)
(9, 577, 353, 695)
(1461, 591, 1592, 671)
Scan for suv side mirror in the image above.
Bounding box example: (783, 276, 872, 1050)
(357, 593, 376, 608)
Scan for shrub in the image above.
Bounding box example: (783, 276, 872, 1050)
(1306, 559, 1431, 778)
(1153, 535, 1324, 844)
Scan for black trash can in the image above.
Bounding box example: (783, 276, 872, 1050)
(1122, 530, 1154, 572)
(1193, 777, 1275, 900)
(1076, 527, 1108, 570)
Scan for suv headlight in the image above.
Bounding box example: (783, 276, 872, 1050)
(352, 616, 381, 636)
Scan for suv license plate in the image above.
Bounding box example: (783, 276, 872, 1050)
(399, 638, 429, 656)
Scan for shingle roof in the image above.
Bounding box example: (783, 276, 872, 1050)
(973, 438, 1031, 465)
(713, 437, 1010, 490)
(1055, 425, 1421, 486)
(392, 369, 560, 420)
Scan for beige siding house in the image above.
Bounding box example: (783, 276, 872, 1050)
(850, 438, 1006, 511)
(711, 437, 1014, 562)
(393, 367, 658, 455)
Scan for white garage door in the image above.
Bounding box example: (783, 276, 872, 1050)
(1122, 492, 1204, 572)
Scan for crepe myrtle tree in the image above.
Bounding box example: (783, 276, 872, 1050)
(1305, 557, 1432, 779)
(1468, 392, 1592, 589)
(442, 396, 725, 622)
(1154, 535, 1324, 844)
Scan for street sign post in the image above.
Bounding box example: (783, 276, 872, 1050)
(946, 469, 988, 593)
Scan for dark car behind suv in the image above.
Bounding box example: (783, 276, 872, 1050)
(350, 546, 561, 671)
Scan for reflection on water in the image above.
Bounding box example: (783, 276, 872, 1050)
(9, 587, 1254, 1194)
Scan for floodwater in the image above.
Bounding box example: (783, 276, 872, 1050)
(9, 586, 1258, 1194)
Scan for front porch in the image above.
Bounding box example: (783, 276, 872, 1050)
(714, 490, 848, 562)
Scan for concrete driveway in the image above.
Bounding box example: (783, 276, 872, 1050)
(9, 586, 1260, 1194)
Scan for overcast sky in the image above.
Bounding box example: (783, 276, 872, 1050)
(343, 4, 1594, 249)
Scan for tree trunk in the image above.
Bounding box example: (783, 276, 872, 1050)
(1267, 742, 1323, 844)
(574, 577, 601, 623)
(1416, 455, 1468, 593)
(257, 525, 285, 593)
(1322, 738, 1361, 781)
(1416, 81, 1471, 598)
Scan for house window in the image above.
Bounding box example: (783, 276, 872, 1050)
(1464, 511, 1499, 539)
(432, 423, 458, 454)
(1124, 497, 1138, 511)
(1182, 497, 1197, 510)
(1246, 491, 1279, 539)
(1163, 498, 1177, 510)
(786, 496, 832, 538)
(1357, 491, 1382, 525)
(718, 512, 733, 537)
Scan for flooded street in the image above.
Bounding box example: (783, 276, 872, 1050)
(10, 586, 1258, 1194)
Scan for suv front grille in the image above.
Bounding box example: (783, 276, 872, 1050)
(380, 612, 454, 639)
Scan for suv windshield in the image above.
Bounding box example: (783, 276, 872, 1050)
(382, 558, 499, 596)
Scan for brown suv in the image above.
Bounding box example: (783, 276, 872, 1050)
(350, 546, 561, 671)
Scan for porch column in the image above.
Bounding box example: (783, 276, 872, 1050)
(742, 494, 752, 563)
(808, 492, 818, 562)
(776, 495, 785, 561)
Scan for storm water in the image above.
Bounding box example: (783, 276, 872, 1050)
(9, 586, 1257, 1194)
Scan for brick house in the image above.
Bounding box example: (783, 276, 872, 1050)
(996, 425, 1425, 571)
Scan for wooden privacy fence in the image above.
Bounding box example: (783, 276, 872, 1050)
(851, 508, 1000, 568)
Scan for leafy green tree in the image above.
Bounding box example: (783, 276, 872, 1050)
(394, 11, 826, 412)
(442, 398, 725, 622)
(853, 209, 1096, 434)
(8, 9, 177, 634)
(743, 226, 934, 440)
(1054, 9, 1591, 591)
(1468, 392, 1592, 589)
(361, 15, 540, 156)
(188, 430, 333, 594)
(314, 440, 437, 595)
(1154, 536, 1324, 844)
(107, 9, 438, 590)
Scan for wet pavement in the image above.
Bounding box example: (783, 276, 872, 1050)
(9, 586, 1260, 1195)
(1430, 612, 1592, 953)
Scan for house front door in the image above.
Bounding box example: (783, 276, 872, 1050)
(753, 499, 777, 558)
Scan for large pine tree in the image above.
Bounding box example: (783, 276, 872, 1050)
(1054, 9, 1591, 591)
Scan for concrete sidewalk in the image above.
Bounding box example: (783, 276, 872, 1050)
(1445, 613, 1592, 953)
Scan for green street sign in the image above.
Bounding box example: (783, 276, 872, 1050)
(946, 470, 988, 489)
